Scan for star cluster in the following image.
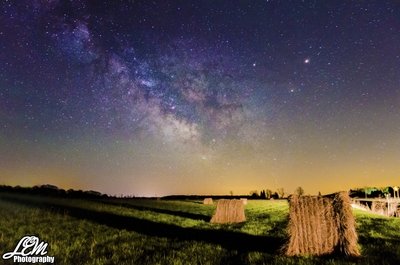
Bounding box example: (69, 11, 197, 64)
(1, 1, 400, 196)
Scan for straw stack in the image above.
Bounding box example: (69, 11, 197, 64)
(210, 199, 246, 224)
(285, 192, 360, 256)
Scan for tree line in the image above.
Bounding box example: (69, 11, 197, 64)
(249, 187, 292, 199)
(0, 184, 108, 199)
(250, 187, 308, 199)
(350, 186, 399, 198)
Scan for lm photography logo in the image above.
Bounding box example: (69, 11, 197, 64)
(2, 235, 55, 264)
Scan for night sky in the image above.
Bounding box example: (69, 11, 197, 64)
(1, 1, 400, 196)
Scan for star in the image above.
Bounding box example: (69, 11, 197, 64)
(304, 58, 310, 64)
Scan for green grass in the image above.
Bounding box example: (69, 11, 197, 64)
(0, 193, 399, 265)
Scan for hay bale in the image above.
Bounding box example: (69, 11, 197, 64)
(203, 198, 213, 205)
(240, 198, 248, 205)
(285, 191, 360, 257)
(210, 199, 246, 223)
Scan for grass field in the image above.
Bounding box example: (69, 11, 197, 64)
(0, 192, 399, 265)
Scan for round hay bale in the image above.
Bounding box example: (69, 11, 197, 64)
(210, 199, 246, 224)
(203, 198, 213, 205)
(285, 192, 360, 257)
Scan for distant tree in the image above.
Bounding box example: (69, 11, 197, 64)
(363, 187, 377, 198)
(295, 186, 304, 196)
(265, 189, 272, 199)
(277, 188, 285, 198)
(380, 187, 390, 196)
(249, 190, 259, 198)
(41, 184, 59, 190)
(229, 190, 233, 196)
(349, 188, 365, 198)
(318, 191, 322, 196)
(260, 190, 266, 199)
(271, 192, 279, 199)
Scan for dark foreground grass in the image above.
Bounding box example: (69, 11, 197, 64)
(0, 193, 399, 265)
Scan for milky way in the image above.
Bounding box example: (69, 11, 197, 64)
(1, 1, 400, 196)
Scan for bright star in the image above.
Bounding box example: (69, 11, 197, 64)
(304, 58, 310, 64)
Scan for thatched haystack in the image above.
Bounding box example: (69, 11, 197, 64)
(240, 198, 248, 205)
(285, 192, 360, 257)
(210, 199, 246, 224)
(203, 198, 213, 205)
